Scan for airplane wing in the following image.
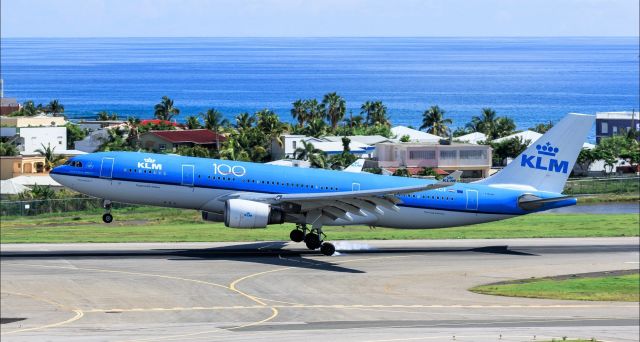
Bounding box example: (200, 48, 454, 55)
(219, 181, 453, 221)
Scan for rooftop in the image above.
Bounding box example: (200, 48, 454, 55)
(391, 126, 442, 142)
(596, 111, 639, 120)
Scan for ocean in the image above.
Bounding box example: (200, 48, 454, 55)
(1, 37, 638, 139)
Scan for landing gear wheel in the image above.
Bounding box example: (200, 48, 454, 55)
(304, 232, 321, 250)
(102, 213, 113, 224)
(320, 242, 336, 256)
(289, 229, 305, 243)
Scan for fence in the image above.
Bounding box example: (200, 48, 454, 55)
(563, 176, 639, 195)
(0, 197, 137, 217)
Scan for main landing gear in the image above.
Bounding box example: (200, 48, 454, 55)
(289, 223, 336, 256)
(102, 200, 113, 224)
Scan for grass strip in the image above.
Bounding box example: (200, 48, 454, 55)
(470, 272, 639, 302)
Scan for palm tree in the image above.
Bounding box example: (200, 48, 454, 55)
(344, 113, 364, 128)
(46, 99, 64, 116)
(256, 109, 286, 154)
(420, 105, 452, 137)
(125, 117, 141, 148)
(200, 108, 229, 150)
(493, 117, 516, 139)
(235, 112, 255, 131)
(185, 115, 202, 129)
(322, 92, 346, 131)
(309, 152, 328, 169)
(362, 101, 390, 126)
(97, 111, 118, 121)
(154, 96, 180, 121)
(291, 99, 307, 127)
(304, 99, 324, 122)
(35, 143, 64, 171)
(0, 142, 19, 156)
(294, 140, 323, 161)
(304, 118, 328, 138)
(468, 108, 497, 138)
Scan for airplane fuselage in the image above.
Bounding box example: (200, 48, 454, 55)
(51, 151, 576, 229)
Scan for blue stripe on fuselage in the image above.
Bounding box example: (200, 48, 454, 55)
(52, 151, 573, 215)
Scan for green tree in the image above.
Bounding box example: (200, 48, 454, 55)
(0, 142, 19, 156)
(304, 99, 325, 122)
(46, 99, 64, 116)
(200, 108, 229, 150)
(488, 137, 530, 166)
(400, 134, 411, 143)
(154, 96, 180, 121)
(185, 115, 202, 129)
(176, 145, 213, 158)
(494, 117, 516, 138)
(596, 135, 640, 173)
(29, 184, 57, 200)
(530, 121, 554, 134)
(420, 105, 452, 137)
(361, 101, 390, 126)
(65, 123, 87, 149)
(96, 111, 118, 121)
(12, 100, 38, 116)
(467, 107, 497, 138)
(35, 143, 64, 171)
(256, 109, 287, 156)
(416, 167, 437, 177)
(575, 148, 598, 175)
(322, 92, 346, 131)
(291, 99, 307, 127)
(235, 112, 255, 131)
(303, 118, 328, 138)
(294, 140, 323, 161)
(392, 168, 411, 177)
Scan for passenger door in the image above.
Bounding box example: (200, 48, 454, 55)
(352, 183, 360, 191)
(99, 157, 114, 179)
(181, 164, 195, 187)
(466, 189, 478, 211)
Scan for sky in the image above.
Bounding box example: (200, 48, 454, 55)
(1, 0, 639, 37)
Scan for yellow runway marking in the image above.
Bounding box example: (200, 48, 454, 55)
(0, 291, 84, 336)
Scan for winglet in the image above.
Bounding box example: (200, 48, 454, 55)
(344, 159, 365, 173)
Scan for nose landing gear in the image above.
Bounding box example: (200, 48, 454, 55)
(102, 200, 113, 224)
(289, 223, 336, 256)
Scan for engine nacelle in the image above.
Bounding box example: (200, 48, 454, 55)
(201, 211, 225, 222)
(224, 199, 285, 228)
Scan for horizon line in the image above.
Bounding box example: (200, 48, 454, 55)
(1, 35, 639, 39)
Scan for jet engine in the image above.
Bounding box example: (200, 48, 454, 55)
(224, 199, 285, 228)
(201, 211, 225, 222)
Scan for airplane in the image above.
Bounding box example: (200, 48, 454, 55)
(50, 113, 594, 256)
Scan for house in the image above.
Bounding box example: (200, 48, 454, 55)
(390, 126, 441, 143)
(0, 97, 20, 116)
(0, 115, 71, 154)
(0, 155, 48, 180)
(271, 134, 389, 160)
(139, 129, 226, 152)
(376, 142, 493, 178)
(595, 111, 639, 143)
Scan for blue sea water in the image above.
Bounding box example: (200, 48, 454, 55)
(1, 37, 638, 139)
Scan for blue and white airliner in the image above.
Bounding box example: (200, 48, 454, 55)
(51, 113, 594, 255)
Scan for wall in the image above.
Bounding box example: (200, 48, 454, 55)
(18, 127, 67, 154)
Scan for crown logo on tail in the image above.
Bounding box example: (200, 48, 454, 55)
(536, 142, 559, 157)
(144, 158, 156, 163)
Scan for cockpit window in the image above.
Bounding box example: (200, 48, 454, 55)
(64, 160, 83, 167)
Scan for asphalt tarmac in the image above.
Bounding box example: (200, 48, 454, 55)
(1, 237, 638, 341)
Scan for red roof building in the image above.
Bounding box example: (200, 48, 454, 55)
(139, 129, 226, 152)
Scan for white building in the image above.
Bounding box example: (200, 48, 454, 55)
(390, 126, 441, 143)
(455, 132, 487, 144)
(271, 134, 391, 160)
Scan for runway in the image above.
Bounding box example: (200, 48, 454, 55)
(1, 238, 638, 341)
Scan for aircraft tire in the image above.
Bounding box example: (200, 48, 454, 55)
(304, 233, 321, 250)
(102, 213, 113, 224)
(289, 229, 305, 243)
(320, 242, 336, 256)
